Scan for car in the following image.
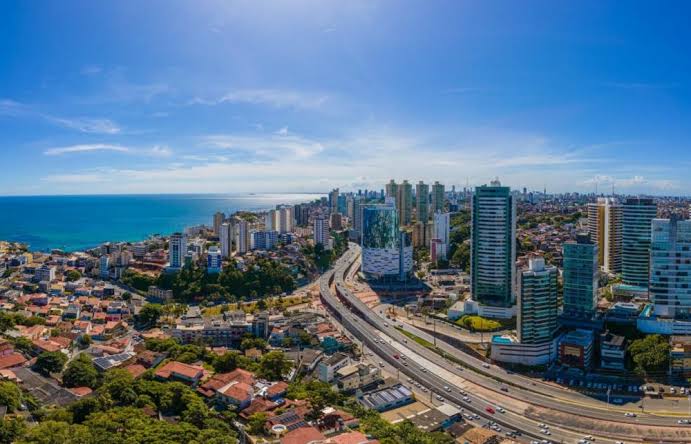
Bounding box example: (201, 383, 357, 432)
(403, 339, 408, 343)
(677, 419, 690, 424)
(379, 362, 384, 367)
(444, 386, 451, 392)
(615, 441, 625, 444)
(497, 407, 506, 413)
(482, 363, 490, 369)
(393, 354, 399, 359)
(624, 412, 636, 417)
(485, 406, 495, 414)
(584, 435, 594, 441)
(403, 362, 408, 366)
(407, 378, 413, 383)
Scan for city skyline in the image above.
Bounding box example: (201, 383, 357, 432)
(2, 1, 691, 196)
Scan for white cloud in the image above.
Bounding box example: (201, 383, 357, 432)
(189, 89, 329, 109)
(44, 144, 129, 156)
(203, 132, 324, 158)
(47, 116, 121, 134)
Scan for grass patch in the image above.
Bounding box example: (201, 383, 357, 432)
(455, 315, 503, 332)
(396, 327, 435, 348)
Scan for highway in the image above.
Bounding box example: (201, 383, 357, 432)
(319, 245, 691, 443)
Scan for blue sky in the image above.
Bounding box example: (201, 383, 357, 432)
(1, 0, 691, 195)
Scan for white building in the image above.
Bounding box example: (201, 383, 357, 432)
(99, 256, 110, 279)
(432, 212, 450, 260)
(234, 220, 251, 254)
(168, 232, 187, 270)
(207, 246, 222, 274)
(219, 222, 233, 258)
(35, 264, 56, 282)
(314, 217, 329, 248)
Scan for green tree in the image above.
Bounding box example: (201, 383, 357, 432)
(65, 270, 82, 282)
(212, 351, 239, 373)
(257, 351, 291, 381)
(246, 412, 268, 435)
(138, 303, 163, 326)
(629, 334, 670, 376)
(62, 354, 99, 389)
(34, 351, 68, 376)
(0, 382, 23, 412)
(0, 417, 26, 444)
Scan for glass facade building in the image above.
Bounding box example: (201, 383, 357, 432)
(562, 234, 598, 319)
(470, 181, 516, 308)
(650, 217, 691, 319)
(622, 198, 657, 289)
(361, 205, 412, 281)
(518, 257, 558, 345)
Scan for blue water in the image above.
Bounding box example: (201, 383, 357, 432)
(0, 194, 323, 252)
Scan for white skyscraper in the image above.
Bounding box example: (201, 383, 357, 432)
(432, 212, 450, 260)
(219, 222, 233, 258)
(206, 246, 222, 273)
(265, 210, 277, 231)
(314, 217, 329, 248)
(277, 206, 293, 234)
(234, 220, 251, 254)
(168, 232, 187, 270)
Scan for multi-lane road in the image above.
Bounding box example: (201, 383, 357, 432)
(319, 245, 691, 443)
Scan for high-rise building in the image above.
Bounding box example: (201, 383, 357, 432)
(168, 232, 187, 270)
(412, 221, 428, 248)
(213, 212, 225, 236)
(265, 210, 277, 231)
(397, 180, 413, 226)
(346, 195, 355, 221)
(415, 181, 429, 222)
(219, 222, 233, 258)
(329, 188, 340, 214)
(649, 217, 691, 318)
(99, 255, 110, 279)
(385, 180, 398, 200)
(470, 180, 516, 311)
(517, 256, 558, 345)
(277, 206, 294, 234)
(330, 212, 343, 231)
(234, 220, 251, 254)
(206, 246, 222, 273)
(562, 234, 598, 319)
(587, 197, 622, 273)
(432, 212, 450, 260)
(622, 198, 657, 289)
(361, 205, 413, 281)
(431, 181, 445, 214)
(252, 231, 278, 250)
(314, 217, 329, 248)
(294, 204, 310, 227)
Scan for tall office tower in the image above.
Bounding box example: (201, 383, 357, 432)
(470, 180, 516, 311)
(650, 217, 691, 318)
(265, 210, 277, 231)
(314, 217, 329, 247)
(517, 256, 558, 344)
(361, 205, 413, 281)
(337, 194, 347, 215)
(213, 212, 225, 236)
(587, 197, 622, 273)
(277, 206, 294, 234)
(99, 255, 110, 279)
(385, 180, 398, 200)
(206, 246, 222, 274)
(622, 197, 657, 289)
(219, 222, 233, 258)
(412, 221, 427, 248)
(346, 195, 355, 221)
(562, 234, 599, 319)
(329, 188, 340, 214)
(432, 212, 450, 260)
(431, 181, 445, 214)
(397, 180, 413, 226)
(234, 220, 251, 254)
(415, 181, 430, 222)
(294, 204, 310, 227)
(330, 213, 343, 231)
(168, 232, 187, 270)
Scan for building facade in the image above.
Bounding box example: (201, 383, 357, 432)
(234, 220, 251, 255)
(588, 197, 622, 274)
(517, 256, 558, 345)
(314, 217, 329, 248)
(432, 212, 450, 260)
(431, 181, 445, 214)
(650, 217, 691, 319)
(562, 234, 598, 319)
(470, 180, 516, 310)
(168, 232, 187, 270)
(219, 222, 233, 258)
(415, 181, 429, 222)
(361, 205, 413, 281)
(207, 246, 222, 273)
(622, 197, 657, 289)
(397, 180, 413, 226)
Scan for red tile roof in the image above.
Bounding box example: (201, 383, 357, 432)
(266, 381, 289, 397)
(281, 426, 325, 444)
(0, 353, 27, 370)
(155, 361, 204, 381)
(220, 381, 252, 401)
(124, 364, 147, 379)
(69, 387, 93, 397)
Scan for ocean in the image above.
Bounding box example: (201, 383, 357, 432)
(0, 193, 323, 252)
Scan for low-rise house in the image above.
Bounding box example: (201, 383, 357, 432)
(600, 331, 626, 371)
(280, 426, 325, 444)
(336, 363, 381, 392)
(265, 381, 288, 400)
(154, 361, 206, 385)
(217, 381, 253, 410)
(265, 407, 309, 432)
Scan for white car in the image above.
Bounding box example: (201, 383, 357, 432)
(624, 412, 636, 417)
(482, 363, 490, 369)
(497, 407, 506, 413)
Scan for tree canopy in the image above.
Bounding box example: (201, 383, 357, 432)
(34, 351, 68, 376)
(62, 354, 99, 389)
